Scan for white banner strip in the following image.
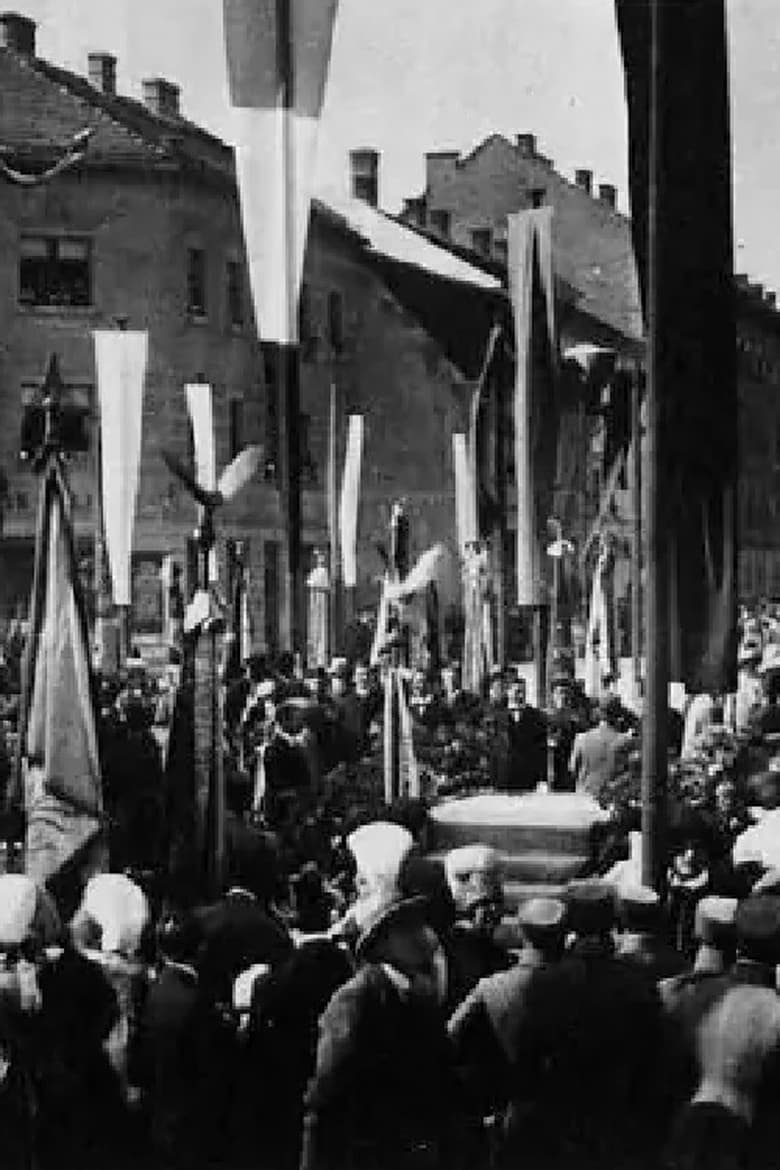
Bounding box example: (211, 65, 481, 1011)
(339, 414, 363, 588)
(93, 331, 148, 606)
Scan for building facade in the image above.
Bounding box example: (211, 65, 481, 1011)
(0, 13, 502, 656)
(402, 130, 780, 611)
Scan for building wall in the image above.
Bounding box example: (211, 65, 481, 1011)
(0, 162, 473, 651)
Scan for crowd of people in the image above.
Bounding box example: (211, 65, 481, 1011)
(1, 601, 780, 1168)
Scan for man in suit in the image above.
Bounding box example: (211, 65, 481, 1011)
(569, 696, 633, 804)
(506, 677, 548, 791)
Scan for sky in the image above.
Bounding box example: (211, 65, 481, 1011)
(20, 0, 780, 294)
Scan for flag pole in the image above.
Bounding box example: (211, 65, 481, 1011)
(641, 0, 668, 891)
(276, 0, 303, 657)
(631, 359, 643, 698)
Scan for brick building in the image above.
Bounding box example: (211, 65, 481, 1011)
(401, 130, 780, 613)
(0, 13, 505, 655)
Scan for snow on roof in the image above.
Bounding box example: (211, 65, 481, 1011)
(317, 186, 502, 294)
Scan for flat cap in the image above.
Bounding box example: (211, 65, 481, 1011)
(566, 879, 616, 936)
(735, 895, 780, 964)
(694, 895, 738, 946)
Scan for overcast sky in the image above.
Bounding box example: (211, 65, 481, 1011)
(21, 0, 780, 293)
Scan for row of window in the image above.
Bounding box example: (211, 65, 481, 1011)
(18, 235, 348, 356)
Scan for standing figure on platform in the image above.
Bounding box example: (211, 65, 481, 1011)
(584, 534, 617, 701)
(306, 550, 330, 672)
(462, 540, 494, 696)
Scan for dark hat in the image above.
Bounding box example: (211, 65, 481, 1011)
(617, 886, 662, 934)
(518, 897, 566, 946)
(735, 895, 780, 965)
(355, 894, 430, 961)
(694, 896, 738, 947)
(566, 880, 616, 936)
(398, 854, 456, 936)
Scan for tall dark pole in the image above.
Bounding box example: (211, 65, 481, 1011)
(641, 0, 668, 891)
(631, 361, 642, 694)
(276, 0, 303, 656)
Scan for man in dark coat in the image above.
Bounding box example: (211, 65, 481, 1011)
(506, 677, 548, 791)
(500, 879, 670, 1170)
(136, 912, 228, 1170)
(664, 896, 780, 1170)
(448, 897, 566, 1124)
(545, 675, 582, 791)
(301, 895, 475, 1170)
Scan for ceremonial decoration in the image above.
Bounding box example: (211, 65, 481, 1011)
(452, 432, 477, 555)
(223, 0, 339, 344)
(584, 536, 617, 699)
(462, 539, 494, 695)
(13, 374, 104, 884)
(93, 329, 148, 607)
(506, 208, 558, 607)
(306, 548, 330, 669)
(339, 414, 363, 588)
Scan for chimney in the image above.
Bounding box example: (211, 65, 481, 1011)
(516, 133, 537, 157)
(575, 168, 593, 195)
(425, 149, 459, 192)
(349, 148, 379, 208)
(598, 183, 617, 210)
(88, 52, 117, 96)
(142, 77, 180, 119)
(0, 12, 36, 55)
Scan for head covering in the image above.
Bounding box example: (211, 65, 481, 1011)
(566, 880, 616, 937)
(347, 821, 414, 891)
(694, 895, 738, 947)
(445, 845, 504, 917)
(617, 886, 662, 934)
(518, 897, 566, 948)
(0, 875, 39, 948)
(736, 895, 780, 965)
(398, 854, 456, 936)
(78, 873, 150, 957)
(328, 657, 349, 678)
(739, 638, 763, 667)
(257, 679, 276, 700)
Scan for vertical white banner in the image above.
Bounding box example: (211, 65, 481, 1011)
(339, 414, 363, 588)
(185, 383, 218, 583)
(185, 383, 217, 492)
(452, 432, 477, 554)
(93, 330, 148, 607)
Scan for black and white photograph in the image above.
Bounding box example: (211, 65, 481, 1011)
(0, 0, 779, 1166)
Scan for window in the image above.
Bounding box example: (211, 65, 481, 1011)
(530, 188, 546, 208)
(471, 228, 492, 257)
(429, 209, 451, 238)
(226, 260, 244, 328)
(229, 398, 244, 459)
(493, 238, 508, 265)
(187, 247, 207, 317)
(327, 290, 344, 356)
(19, 235, 91, 307)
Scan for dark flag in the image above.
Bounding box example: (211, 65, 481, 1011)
(13, 459, 104, 884)
(616, 0, 738, 692)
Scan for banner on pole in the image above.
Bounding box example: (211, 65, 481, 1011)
(339, 414, 363, 588)
(18, 462, 103, 884)
(223, 0, 340, 344)
(93, 330, 148, 606)
(452, 432, 477, 555)
(506, 209, 557, 607)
